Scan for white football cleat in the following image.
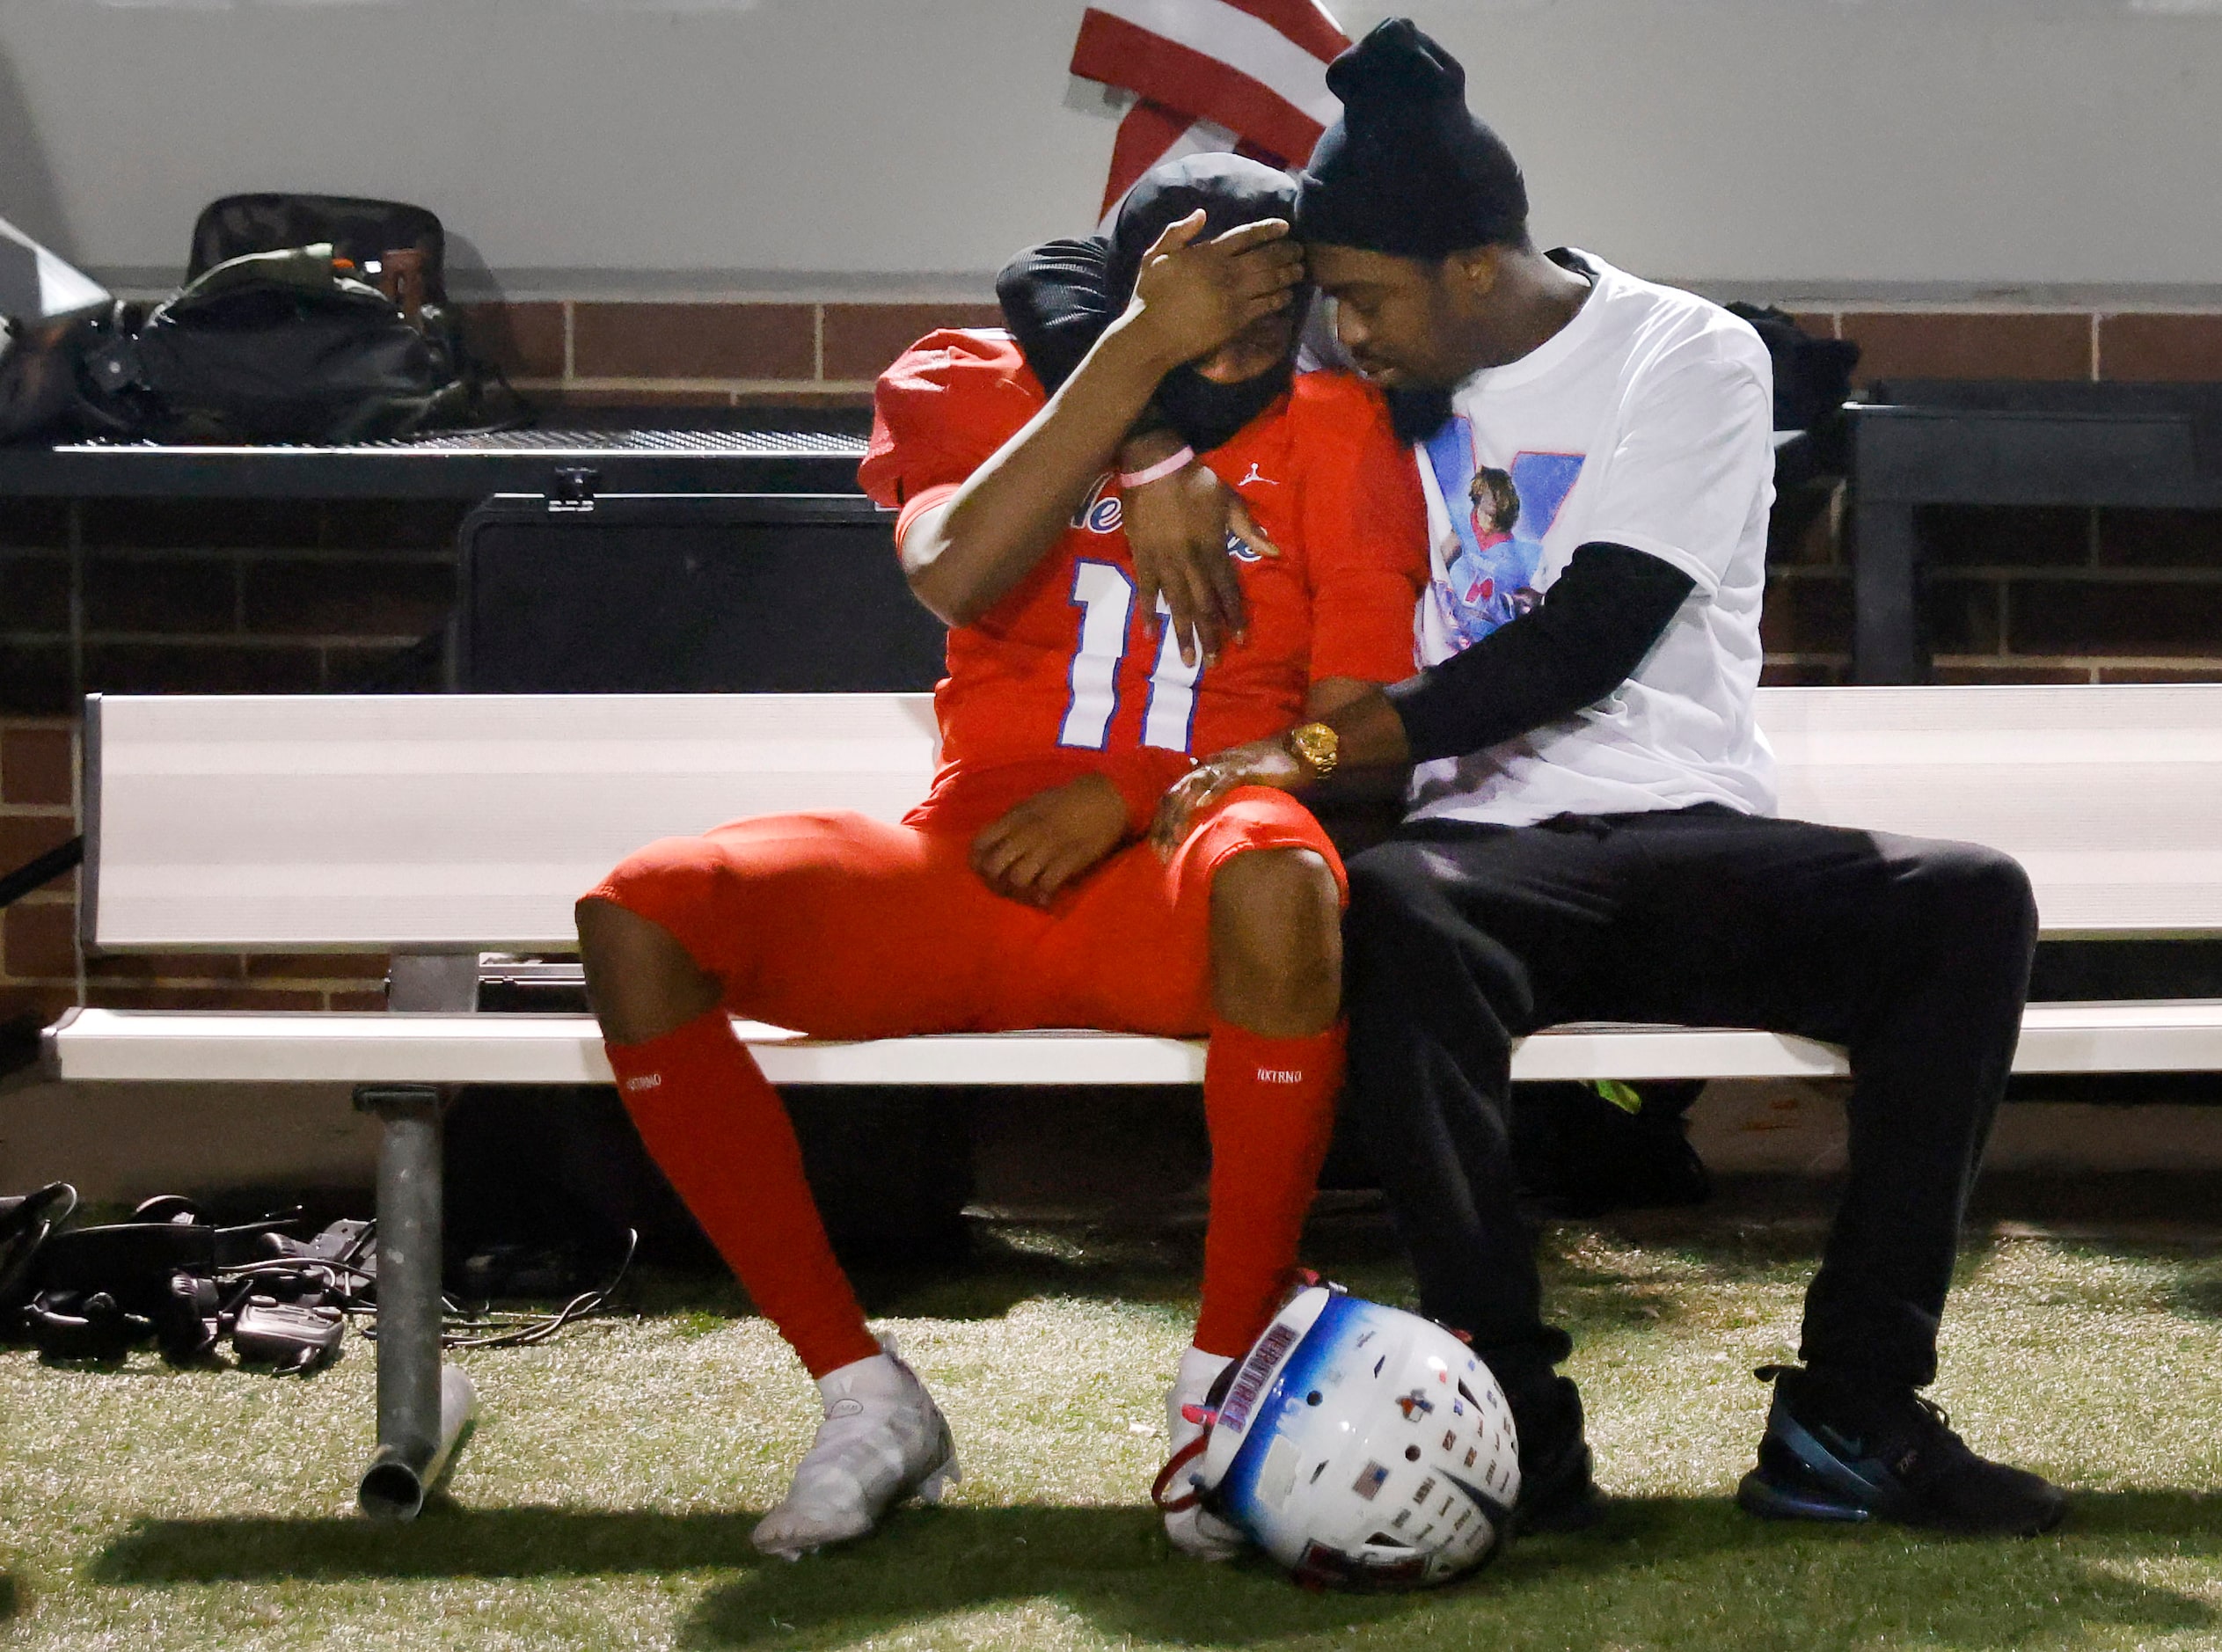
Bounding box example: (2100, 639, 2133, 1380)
(1160, 1345, 1248, 1561)
(750, 1338, 959, 1561)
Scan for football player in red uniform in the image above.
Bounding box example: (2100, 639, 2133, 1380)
(574, 156, 1426, 1562)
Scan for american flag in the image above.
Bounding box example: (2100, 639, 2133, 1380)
(1071, 0, 1350, 220)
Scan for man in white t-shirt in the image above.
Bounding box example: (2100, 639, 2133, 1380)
(1396, 246, 1775, 828)
(1153, 18, 2066, 1541)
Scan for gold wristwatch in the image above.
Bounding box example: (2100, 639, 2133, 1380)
(1286, 720, 1340, 779)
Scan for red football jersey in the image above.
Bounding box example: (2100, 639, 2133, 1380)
(859, 329, 1426, 834)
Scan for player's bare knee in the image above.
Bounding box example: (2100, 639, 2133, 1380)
(575, 895, 721, 1044)
(1210, 848, 1341, 1036)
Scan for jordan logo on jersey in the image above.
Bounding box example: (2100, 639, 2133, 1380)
(1230, 465, 1273, 561)
(1071, 473, 1123, 535)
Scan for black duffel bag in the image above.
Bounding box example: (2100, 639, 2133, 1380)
(68, 193, 524, 444)
(83, 242, 471, 443)
(186, 193, 450, 294)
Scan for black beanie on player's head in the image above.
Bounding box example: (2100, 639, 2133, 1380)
(1103, 150, 1297, 308)
(1103, 151, 1304, 451)
(1296, 18, 1529, 259)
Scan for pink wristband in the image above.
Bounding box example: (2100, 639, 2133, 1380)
(1117, 446, 1196, 490)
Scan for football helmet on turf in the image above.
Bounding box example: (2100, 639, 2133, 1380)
(1157, 1284, 1522, 1590)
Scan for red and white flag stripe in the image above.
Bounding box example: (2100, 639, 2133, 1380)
(1071, 0, 1349, 219)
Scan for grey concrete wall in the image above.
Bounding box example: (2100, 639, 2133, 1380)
(1, 0, 2218, 299)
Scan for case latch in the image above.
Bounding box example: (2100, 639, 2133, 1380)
(548, 466, 600, 512)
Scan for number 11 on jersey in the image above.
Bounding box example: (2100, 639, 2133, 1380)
(1058, 560, 1202, 753)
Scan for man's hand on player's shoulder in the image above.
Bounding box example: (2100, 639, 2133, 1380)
(971, 774, 1131, 907)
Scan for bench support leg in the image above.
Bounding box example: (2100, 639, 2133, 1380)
(354, 1084, 478, 1521)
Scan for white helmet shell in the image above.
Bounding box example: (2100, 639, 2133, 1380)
(1197, 1286, 1521, 1589)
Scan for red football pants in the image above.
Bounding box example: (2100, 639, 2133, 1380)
(588, 791, 1347, 1372)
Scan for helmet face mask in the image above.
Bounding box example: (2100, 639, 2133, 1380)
(1188, 1285, 1522, 1590)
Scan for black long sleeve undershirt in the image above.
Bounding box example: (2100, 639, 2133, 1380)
(1384, 542, 1697, 766)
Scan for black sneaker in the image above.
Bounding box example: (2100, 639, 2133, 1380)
(1736, 1364, 2067, 1537)
(1506, 1373, 1605, 1534)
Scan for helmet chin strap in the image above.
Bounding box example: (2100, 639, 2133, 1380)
(1151, 1435, 1210, 1512)
(1155, 1349, 1255, 1513)
(1154, 1375, 1239, 1514)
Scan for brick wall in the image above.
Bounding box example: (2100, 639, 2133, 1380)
(5, 296, 2221, 1028)
(458, 298, 1000, 412)
(1, 720, 77, 1032)
(1, 496, 463, 1033)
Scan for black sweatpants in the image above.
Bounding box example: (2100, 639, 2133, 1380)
(1341, 804, 2037, 1396)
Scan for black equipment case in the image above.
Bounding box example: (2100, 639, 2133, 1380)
(453, 489, 946, 694)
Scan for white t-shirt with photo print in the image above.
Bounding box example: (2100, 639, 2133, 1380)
(1404, 249, 1779, 828)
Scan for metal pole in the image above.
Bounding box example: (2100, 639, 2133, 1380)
(1849, 412, 1928, 686)
(1852, 497, 1926, 684)
(355, 1084, 478, 1520)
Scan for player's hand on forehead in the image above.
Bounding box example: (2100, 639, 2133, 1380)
(1128, 210, 1305, 368)
(1208, 216, 1305, 273)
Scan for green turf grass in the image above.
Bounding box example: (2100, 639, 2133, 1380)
(4, 1210, 2220, 1650)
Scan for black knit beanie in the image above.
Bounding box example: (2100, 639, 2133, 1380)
(1296, 18, 1528, 258)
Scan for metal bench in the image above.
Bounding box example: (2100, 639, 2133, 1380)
(40, 683, 2222, 1518)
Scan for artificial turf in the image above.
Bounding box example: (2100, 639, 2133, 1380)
(4, 1202, 2220, 1650)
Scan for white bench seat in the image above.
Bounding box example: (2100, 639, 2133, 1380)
(44, 998, 2222, 1089)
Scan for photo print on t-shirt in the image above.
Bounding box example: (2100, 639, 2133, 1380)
(1422, 416, 1585, 652)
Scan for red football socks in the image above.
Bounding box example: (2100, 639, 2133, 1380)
(610, 1009, 1341, 1370)
(1192, 1020, 1348, 1357)
(605, 1009, 880, 1378)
